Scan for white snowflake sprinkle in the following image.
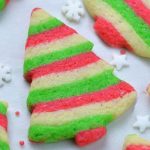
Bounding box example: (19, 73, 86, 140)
(62, 0, 85, 22)
(0, 63, 12, 87)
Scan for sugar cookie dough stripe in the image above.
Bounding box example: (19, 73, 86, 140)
(25, 52, 97, 82)
(26, 25, 76, 48)
(33, 81, 135, 113)
(0, 0, 6, 10)
(30, 8, 53, 26)
(85, 0, 150, 57)
(0, 141, 9, 150)
(24, 41, 93, 74)
(94, 17, 133, 51)
(28, 18, 63, 36)
(25, 33, 89, 59)
(27, 70, 120, 107)
(29, 114, 113, 142)
(31, 60, 110, 90)
(142, 0, 150, 9)
(0, 126, 8, 143)
(125, 0, 150, 25)
(104, 0, 150, 46)
(0, 114, 7, 130)
(31, 52, 98, 80)
(0, 103, 7, 115)
(126, 145, 150, 150)
(5, 0, 9, 4)
(31, 92, 136, 126)
(125, 135, 150, 147)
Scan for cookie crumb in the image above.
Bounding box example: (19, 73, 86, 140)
(15, 111, 20, 116)
(120, 50, 126, 55)
(146, 84, 150, 96)
(19, 141, 25, 146)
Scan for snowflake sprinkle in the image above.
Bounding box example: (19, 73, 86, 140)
(0, 63, 12, 87)
(62, 0, 85, 22)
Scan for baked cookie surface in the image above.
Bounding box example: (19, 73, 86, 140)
(24, 8, 137, 146)
(123, 134, 150, 150)
(0, 101, 9, 150)
(0, 0, 9, 11)
(83, 0, 150, 58)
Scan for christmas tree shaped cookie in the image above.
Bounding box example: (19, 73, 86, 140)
(0, 101, 9, 150)
(0, 0, 9, 11)
(24, 8, 137, 146)
(123, 134, 150, 150)
(83, 0, 150, 58)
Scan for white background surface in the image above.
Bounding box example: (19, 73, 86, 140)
(0, 0, 150, 150)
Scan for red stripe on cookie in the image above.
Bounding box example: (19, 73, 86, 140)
(125, 0, 150, 25)
(75, 127, 107, 147)
(94, 17, 133, 50)
(33, 81, 135, 113)
(6, 0, 9, 4)
(25, 52, 100, 82)
(25, 25, 76, 48)
(126, 145, 150, 150)
(0, 114, 7, 130)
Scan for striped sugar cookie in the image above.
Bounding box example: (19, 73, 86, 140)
(0, 0, 9, 11)
(0, 101, 9, 150)
(123, 134, 150, 150)
(83, 0, 150, 58)
(24, 8, 137, 146)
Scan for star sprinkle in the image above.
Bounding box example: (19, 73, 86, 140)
(62, 0, 85, 22)
(0, 63, 12, 87)
(110, 53, 129, 71)
(133, 115, 150, 133)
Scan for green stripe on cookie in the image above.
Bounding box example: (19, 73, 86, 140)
(0, 103, 7, 115)
(103, 0, 150, 46)
(28, 18, 63, 36)
(29, 114, 114, 142)
(27, 69, 120, 107)
(0, 0, 6, 11)
(24, 41, 93, 74)
(0, 141, 9, 150)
